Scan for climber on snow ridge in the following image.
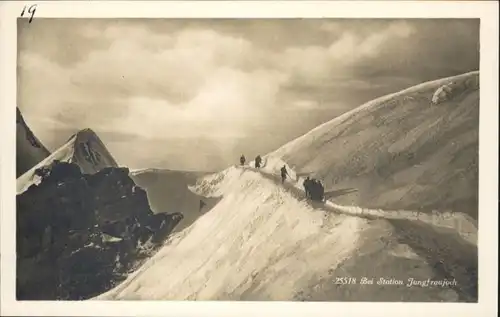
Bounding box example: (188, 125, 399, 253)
(280, 165, 289, 184)
(255, 155, 262, 169)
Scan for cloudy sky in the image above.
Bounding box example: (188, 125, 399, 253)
(17, 19, 479, 171)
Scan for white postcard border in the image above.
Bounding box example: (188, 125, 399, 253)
(1, 1, 498, 316)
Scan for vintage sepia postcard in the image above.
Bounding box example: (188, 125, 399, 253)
(1, 1, 498, 316)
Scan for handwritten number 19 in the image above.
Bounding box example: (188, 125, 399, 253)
(21, 4, 37, 23)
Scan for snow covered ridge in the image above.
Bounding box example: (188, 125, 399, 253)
(194, 165, 477, 245)
(129, 168, 162, 176)
(267, 71, 479, 218)
(192, 157, 297, 198)
(272, 71, 479, 157)
(96, 167, 477, 301)
(432, 74, 479, 105)
(16, 128, 119, 195)
(96, 168, 368, 300)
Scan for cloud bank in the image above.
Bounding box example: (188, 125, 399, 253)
(18, 19, 479, 170)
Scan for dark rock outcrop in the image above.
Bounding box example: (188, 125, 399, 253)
(16, 107, 50, 177)
(17, 161, 183, 300)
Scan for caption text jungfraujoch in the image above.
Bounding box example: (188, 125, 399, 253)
(334, 277, 457, 288)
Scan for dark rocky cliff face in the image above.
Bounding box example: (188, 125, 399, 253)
(17, 161, 183, 300)
(16, 107, 50, 177)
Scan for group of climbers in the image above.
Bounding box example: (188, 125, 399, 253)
(239, 155, 325, 202)
(240, 154, 263, 169)
(302, 177, 325, 202)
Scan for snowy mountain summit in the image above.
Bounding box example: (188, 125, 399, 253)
(17, 128, 119, 194)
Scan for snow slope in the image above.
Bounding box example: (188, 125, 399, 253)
(16, 128, 118, 194)
(95, 72, 478, 302)
(97, 167, 477, 301)
(16, 108, 50, 177)
(271, 71, 479, 219)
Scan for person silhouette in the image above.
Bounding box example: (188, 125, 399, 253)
(303, 176, 311, 199)
(280, 165, 289, 184)
(255, 155, 262, 168)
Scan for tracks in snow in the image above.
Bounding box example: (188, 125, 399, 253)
(240, 167, 477, 246)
